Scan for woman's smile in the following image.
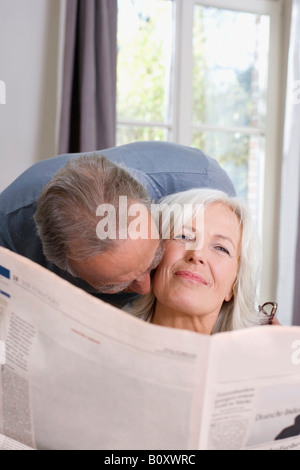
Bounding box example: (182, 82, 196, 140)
(174, 270, 208, 286)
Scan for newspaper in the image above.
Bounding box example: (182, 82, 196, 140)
(0, 246, 300, 451)
(0, 433, 33, 450)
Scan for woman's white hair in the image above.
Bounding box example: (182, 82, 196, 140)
(126, 188, 265, 333)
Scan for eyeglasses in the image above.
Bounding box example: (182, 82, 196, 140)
(258, 302, 278, 325)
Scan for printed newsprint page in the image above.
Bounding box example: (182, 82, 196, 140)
(0, 433, 33, 450)
(0, 247, 300, 450)
(198, 327, 300, 450)
(0, 247, 209, 450)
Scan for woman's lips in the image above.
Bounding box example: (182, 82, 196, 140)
(175, 271, 208, 285)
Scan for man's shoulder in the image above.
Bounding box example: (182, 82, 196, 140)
(0, 153, 79, 216)
(102, 142, 236, 196)
(101, 141, 236, 197)
(0, 141, 236, 215)
(101, 141, 209, 173)
(0, 144, 155, 215)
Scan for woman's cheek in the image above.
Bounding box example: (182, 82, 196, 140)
(153, 264, 172, 300)
(210, 258, 238, 299)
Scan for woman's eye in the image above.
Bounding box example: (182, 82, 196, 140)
(215, 245, 230, 256)
(173, 234, 196, 242)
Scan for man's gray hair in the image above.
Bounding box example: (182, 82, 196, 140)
(34, 154, 151, 276)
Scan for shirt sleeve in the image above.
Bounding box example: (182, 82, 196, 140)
(0, 211, 16, 252)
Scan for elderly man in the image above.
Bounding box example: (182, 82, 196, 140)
(0, 141, 236, 307)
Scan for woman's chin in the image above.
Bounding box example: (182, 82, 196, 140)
(161, 299, 205, 317)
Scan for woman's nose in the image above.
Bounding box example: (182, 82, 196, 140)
(186, 249, 207, 265)
(130, 273, 151, 295)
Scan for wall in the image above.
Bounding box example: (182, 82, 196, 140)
(0, 0, 61, 192)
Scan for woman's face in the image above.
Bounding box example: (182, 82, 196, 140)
(153, 202, 242, 318)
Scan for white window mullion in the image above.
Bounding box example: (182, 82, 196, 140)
(192, 124, 266, 136)
(172, 0, 194, 145)
(194, 0, 277, 15)
(259, 0, 283, 304)
(118, 119, 172, 129)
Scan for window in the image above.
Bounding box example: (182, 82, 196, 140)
(191, 6, 270, 221)
(117, 0, 284, 302)
(117, 0, 173, 143)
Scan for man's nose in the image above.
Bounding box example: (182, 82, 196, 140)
(130, 273, 151, 295)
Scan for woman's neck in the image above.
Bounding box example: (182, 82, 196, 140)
(151, 301, 219, 335)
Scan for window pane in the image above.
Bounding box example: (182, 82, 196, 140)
(193, 6, 270, 129)
(117, 0, 174, 123)
(192, 130, 265, 223)
(117, 126, 169, 146)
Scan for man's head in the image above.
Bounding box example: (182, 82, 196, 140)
(34, 154, 163, 295)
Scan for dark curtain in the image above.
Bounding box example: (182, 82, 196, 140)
(58, 0, 118, 154)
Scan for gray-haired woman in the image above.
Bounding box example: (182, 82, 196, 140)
(126, 188, 279, 334)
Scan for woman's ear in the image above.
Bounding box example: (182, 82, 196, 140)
(225, 278, 237, 302)
(224, 291, 233, 302)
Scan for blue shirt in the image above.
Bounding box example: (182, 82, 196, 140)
(0, 141, 236, 306)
